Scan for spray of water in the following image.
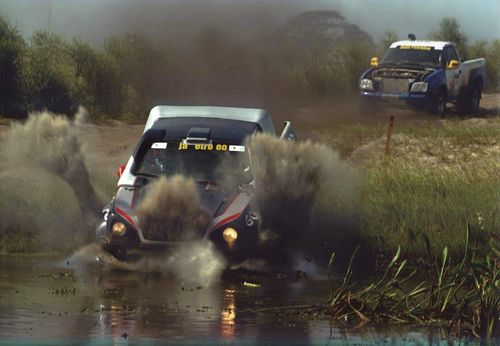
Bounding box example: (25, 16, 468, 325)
(247, 133, 358, 264)
(136, 175, 211, 241)
(65, 241, 225, 285)
(0, 110, 102, 251)
(2, 109, 101, 222)
(248, 134, 356, 238)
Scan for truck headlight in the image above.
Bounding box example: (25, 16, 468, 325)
(410, 82, 428, 93)
(359, 78, 374, 91)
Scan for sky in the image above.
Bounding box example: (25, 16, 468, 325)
(0, 0, 499, 45)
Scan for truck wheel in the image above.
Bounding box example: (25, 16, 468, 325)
(463, 84, 481, 115)
(432, 91, 447, 117)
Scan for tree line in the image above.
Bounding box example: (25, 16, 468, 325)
(0, 15, 498, 120)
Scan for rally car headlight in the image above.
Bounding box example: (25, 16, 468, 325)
(410, 82, 428, 93)
(359, 78, 374, 91)
(112, 222, 127, 237)
(223, 227, 238, 246)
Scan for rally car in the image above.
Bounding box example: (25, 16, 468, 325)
(359, 37, 486, 116)
(96, 106, 296, 261)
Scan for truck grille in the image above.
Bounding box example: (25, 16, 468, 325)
(381, 78, 410, 94)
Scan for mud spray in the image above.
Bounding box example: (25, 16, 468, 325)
(0, 109, 102, 251)
(64, 175, 226, 285)
(66, 242, 225, 285)
(136, 175, 211, 241)
(248, 133, 358, 268)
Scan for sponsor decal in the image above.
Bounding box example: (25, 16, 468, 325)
(229, 145, 245, 152)
(178, 142, 245, 152)
(399, 45, 433, 51)
(151, 142, 168, 149)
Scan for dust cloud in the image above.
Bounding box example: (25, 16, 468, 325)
(136, 175, 211, 241)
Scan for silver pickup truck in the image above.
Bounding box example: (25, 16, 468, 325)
(359, 39, 486, 116)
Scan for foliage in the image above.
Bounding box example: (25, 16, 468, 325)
(0, 16, 25, 116)
(380, 30, 399, 54)
(0, 15, 499, 118)
(429, 17, 468, 59)
(324, 228, 499, 339)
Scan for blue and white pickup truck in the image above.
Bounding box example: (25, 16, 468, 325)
(359, 40, 486, 115)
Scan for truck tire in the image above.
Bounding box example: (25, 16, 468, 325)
(432, 90, 447, 117)
(463, 83, 481, 115)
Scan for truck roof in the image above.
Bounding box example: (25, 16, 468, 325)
(144, 106, 276, 134)
(390, 40, 451, 50)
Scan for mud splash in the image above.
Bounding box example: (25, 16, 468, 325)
(248, 133, 357, 257)
(65, 242, 225, 285)
(136, 175, 211, 241)
(1, 109, 101, 221)
(0, 110, 102, 252)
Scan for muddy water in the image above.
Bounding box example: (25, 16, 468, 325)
(0, 256, 449, 345)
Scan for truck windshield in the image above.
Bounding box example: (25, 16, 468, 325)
(135, 141, 253, 186)
(382, 47, 442, 68)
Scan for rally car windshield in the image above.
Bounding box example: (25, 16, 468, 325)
(135, 141, 253, 186)
(382, 47, 442, 68)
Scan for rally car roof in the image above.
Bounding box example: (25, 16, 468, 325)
(144, 106, 276, 135)
(390, 40, 451, 50)
(150, 117, 260, 143)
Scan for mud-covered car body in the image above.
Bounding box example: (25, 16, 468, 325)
(359, 40, 486, 115)
(96, 106, 295, 261)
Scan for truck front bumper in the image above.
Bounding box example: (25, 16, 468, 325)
(360, 91, 430, 108)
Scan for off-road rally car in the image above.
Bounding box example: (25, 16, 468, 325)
(96, 106, 296, 262)
(359, 36, 486, 115)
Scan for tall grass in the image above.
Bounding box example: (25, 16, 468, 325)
(319, 119, 499, 259)
(360, 159, 498, 257)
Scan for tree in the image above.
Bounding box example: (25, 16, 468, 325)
(429, 17, 468, 59)
(20, 31, 79, 114)
(0, 17, 25, 116)
(380, 30, 399, 53)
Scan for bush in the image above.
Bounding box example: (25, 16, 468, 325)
(0, 16, 25, 117)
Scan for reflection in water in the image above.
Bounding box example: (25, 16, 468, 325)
(220, 287, 236, 338)
(0, 256, 467, 344)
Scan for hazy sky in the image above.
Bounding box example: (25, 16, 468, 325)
(1, 0, 499, 44)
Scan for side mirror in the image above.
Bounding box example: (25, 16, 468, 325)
(370, 56, 379, 67)
(447, 60, 459, 69)
(116, 164, 126, 178)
